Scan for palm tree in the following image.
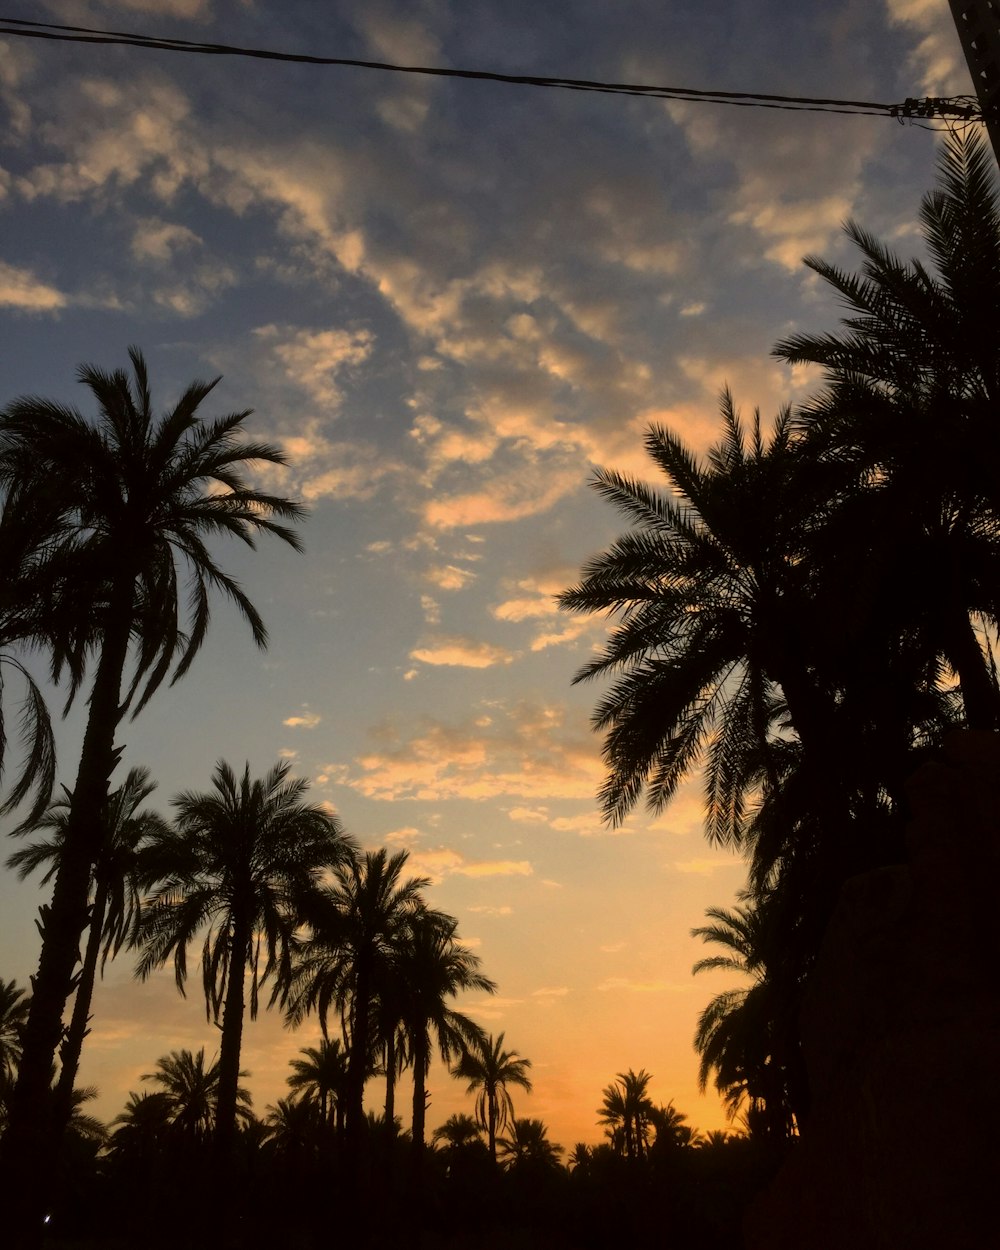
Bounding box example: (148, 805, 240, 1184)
(559, 392, 833, 837)
(136, 760, 352, 1163)
(0, 480, 66, 828)
(286, 1038, 350, 1137)
(432, 1112, 484, 1153)
(7, 768, 167, 1132)
(393, 910, 494, 1160)
(598, 1068, 654, 1160)
(1, 348, 305, 1229)
(691, 898, 799, 1139)
(0, 978, 29, 1085)
(773, 130, 1000, 731)
(452, 1030, 532, 1166)
(141, 1047, 251, 1142)
(497, 1117, 564, 1172)
(283, 848, 430, 1155)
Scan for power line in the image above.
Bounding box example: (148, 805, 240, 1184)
(0, 14, 982, 125)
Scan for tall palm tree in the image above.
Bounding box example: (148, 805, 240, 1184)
(1, 348, 305, 1229)
(394, 910, 494, 1160)
(7, 767, 167, 1132)
(452, 1031, 533, 1166)
(691, 898, 799, 1139)
(559, 392, 833, 837)
(136, 760, 352, 1163)
(283, 848, 430, 1154)
(773, 130, 1000, 730)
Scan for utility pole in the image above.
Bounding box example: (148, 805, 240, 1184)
(948, 1, 1000, 164)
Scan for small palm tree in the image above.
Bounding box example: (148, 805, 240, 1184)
(286, 1039, 350, 1137)
(142, 1047, 251, 1142)
(497, 1117, 564, 1172)
(136, 760, 352, 1162)
(598, 1069, 654, 1160)
(432, 1112, 484, 1153)
(452, 1031, 533, 1166)
(692, 899, 798, 1139)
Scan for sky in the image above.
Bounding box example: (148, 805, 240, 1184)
(0, 0, 974, 1149)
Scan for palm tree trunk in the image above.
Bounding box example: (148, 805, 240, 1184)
(214, 920, 249, 1164)
(410, 1034, 428, 1157)
(384, 1033, 396, 1126)
(488, 1092, 497, 1166)
(51, 875, 109, 1132)
(3, 583, 132, 1246)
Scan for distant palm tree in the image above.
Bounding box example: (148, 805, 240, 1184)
(283, 848, 429, 1154)
(7, 767, 167, 1133)
(497, 1117, 564, 1172)
(137, 760, 351, 1162)
(286, 1038, 350, 1137)
(141, 1048, 251, 1142)
(452, 1031, 532, 1166)
(394, 910, 494, 1159)
(1, 348, 305, 1235)
(432, 1112, 484, 1152)
(264, 1095, 324, 1162)
(598, 1068, 654, 1160)
(0, 978, 29, 1084)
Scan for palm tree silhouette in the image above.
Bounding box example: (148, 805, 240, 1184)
(559, 391, 828, 836)
(432, 1112, 484, 1152)
(1, 348, 305, 1231)
(141, 1048, 251, 1143)
(773, 130, 1000, 730)
(598, 1068, 654, 1160)
(394, 910, 494, 1161)
(286, 1039, 350, 1139)
(283, 848, 429, 1156)
(497, 1117, 563, 1172)
(0, 978, 29, 1087)
(691, 898, 798, 1139)
(7, 767, 167, 1133)
(136, 760, 352, 1163)
(452, 1030, 532, 1166)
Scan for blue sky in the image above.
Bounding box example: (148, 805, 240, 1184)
(0, 0, 971, 1146)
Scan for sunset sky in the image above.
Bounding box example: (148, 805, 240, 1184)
(0, 0, 973, 1149)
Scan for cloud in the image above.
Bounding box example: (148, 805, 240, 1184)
(255, 324, 374, 411)
(402, 845, 533, 885)
(334, 701, 603, 803)
(532, 986, 570, 997)
(467, 904, 514, 917)
(409, 635, 515, 668)
(426, 564, 477, 591)
(130, 218, 202, 262)
(283, 709, 322, 729)
(596, 977, 687, 994)
(0, 261, 68, 311)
